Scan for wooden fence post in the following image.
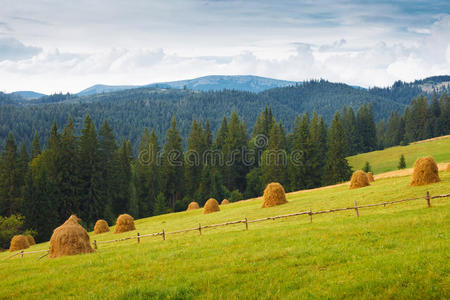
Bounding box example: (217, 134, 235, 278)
(309, 208, 313, 223)
(162, 229, 165, 241)
(244, 218, 248, 230)
(93, 240, 98, 250)
(137, 232, 140, 244)
(426, 191, 431, 208)
(354, 200, 359, 217)
(198, 223, 202, 235)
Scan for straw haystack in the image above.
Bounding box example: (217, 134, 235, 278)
(410, 156, 440, 186)
(26, 235, 36, 245)
(221, 199, 230, 205)
(94, 219, 110, 234)
(49, 215, 94, 258)
(114, 214, 136, 233)
(187, 202, 200, 211)
(446, 163, 450, 171)
(262, 182, 287, 208)
(366, 172, 375, 183)
(349, 170, 370, 189)
(9, 235, 30, 252)
(203, 198, 220, 214)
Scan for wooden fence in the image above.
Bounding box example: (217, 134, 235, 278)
(5, 191, 449, 259)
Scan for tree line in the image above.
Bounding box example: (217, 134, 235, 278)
(0, 93, 449, 244)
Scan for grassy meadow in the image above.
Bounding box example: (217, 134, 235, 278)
(347, 136, 450, 174)
(1, 170, 449, 299)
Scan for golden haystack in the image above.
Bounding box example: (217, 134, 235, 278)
(221, 199, 230, 205)
(262, 182, 287, 208)
(93, 219, 110, 234)
(349, 170, 370, 189)
(26, 235, 36, 245)
(114, 214, 136, 233)
(410, 156, 441, 186)
(9, 235, 30, 252)
(49, 215, 94, 258)
(366, 172, 375, 182)
(203, 198, 220, 214)
(446, 163, 450, 171)
(187, 202, 200, 211)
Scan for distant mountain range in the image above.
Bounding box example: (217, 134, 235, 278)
(77, 75, 298, 96)
(5, 74, 450, 100)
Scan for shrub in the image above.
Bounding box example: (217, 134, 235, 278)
(229, 190, 243, 202)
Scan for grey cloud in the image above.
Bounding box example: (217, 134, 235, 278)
(0, 38, 41, 61)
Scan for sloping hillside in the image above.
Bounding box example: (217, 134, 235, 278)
(1, 170, 449, 299)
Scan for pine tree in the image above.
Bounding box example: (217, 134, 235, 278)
(322, 113, 352, 185)
(153, 192, 168, 216)
(342, 106, 358, 155)
(78, 115, 104, 226)
(356, 104, 377, 153)
(185, 120, 205, 197)
(31, 131, 41, 159)
(57, 116, 81, 223)
(362, 161, 372, 173)
(288, 114, 314, 191)
(398, 154, 406, 169)
(161, 117, 184, 209)
(261, 121, 288, 186)
(223, 111, 249, 192)
(0, 133, 20, 216)
(98, 120, 119, 221)
(135, 128, 160, 217)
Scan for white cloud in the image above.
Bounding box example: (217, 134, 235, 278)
(0, 1, 449, 93)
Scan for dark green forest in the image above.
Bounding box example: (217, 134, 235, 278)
(0, 90, 449, 247)
(1, 79, 439, 153)
(1, 76, 450, 246)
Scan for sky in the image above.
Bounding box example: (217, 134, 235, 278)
(0, 0, 449, 94)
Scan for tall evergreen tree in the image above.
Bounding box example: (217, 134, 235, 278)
(161, 116, 184, 209)
(322, 113, 352, 185)
(0, 133, 20, 216)
(261, 121, 288, 186)
(78, 115, 104, 226)
(31, 131, 41, 159)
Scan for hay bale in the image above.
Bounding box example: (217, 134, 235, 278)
(203, 198, 220, 214)
(94, 219, 110, 234)
(187, 202, 200, 211)
(114, 214, 136, 233)
(366, 172, 375, 182)
(9, 235, 30, 252)
(410, 156, 441, 186)
(349, 170, 370, 189)
(49, 215, 94, 258)
(26, 235, 36, 246)
(446, 163, 450, 171)
(262, 182, 287, 208)
(221, 199, 230, 205)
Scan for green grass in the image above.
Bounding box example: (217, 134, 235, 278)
(347, 136, 450, 174)
(1, 172, 449, 299)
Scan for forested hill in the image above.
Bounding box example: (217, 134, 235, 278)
(0, 78, 447, 150)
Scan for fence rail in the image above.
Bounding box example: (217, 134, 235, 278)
(5, 191, 449, 260)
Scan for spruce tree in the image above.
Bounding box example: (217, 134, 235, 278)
(98, 120, 119, 221)
(0, 133, 19, 216)
(398, 154, 406, 169)
(31, 131, 41, 159)
(261, 121, 288, 186)
(78, 115, 104, 226)
(58, 116, 81, 222)
(362, 161, 372, 173)
(161, 116, 184, 209)
(153, 192, 168, 216)
(322, 113, 352, 185)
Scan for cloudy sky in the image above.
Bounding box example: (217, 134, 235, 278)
(0, 0, 449, 94)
